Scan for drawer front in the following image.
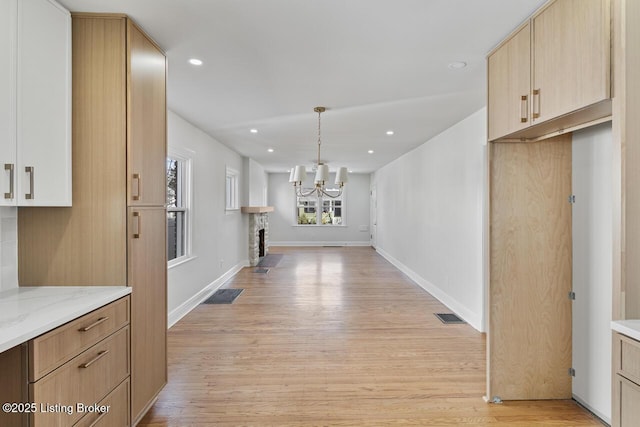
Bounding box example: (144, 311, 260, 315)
(74, 378, 130, 427)
(29, 296, 130, 381)
(30, 326, 130, 427)
(618, 375, 640, 426)
(619, 333, 640, 384)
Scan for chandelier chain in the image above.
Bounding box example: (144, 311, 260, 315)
(317, 109, 322, 165)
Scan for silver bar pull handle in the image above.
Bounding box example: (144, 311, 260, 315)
(132, 173, 140, 201)
(78, 316, 109, 332)
(87, 411, 107, 427)
(78, 350, 109, 369)
(133, 211, 141, 239)
(25, 166, 34, 199)
(520, 95, 528, 123)
(532, 89, 541, 119)
(4, 164, 14, 199)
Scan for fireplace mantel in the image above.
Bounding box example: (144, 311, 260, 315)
(241, 206, 274, 214)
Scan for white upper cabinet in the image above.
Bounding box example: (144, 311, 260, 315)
(0, 0, 17, 206)
(0, 0, 71, 206)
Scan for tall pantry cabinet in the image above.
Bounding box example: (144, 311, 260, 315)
(17, 14, 167, 425)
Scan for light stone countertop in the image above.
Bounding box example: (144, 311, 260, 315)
(612, 319, 640, 342)
(0, 286, 131, 354)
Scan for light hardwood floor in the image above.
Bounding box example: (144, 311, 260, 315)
(139, 247, 603, 426)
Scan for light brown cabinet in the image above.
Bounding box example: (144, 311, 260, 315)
(613, 332, 640, 426)
(128, 207, 167, 421)
(487, 23, 531, 141)
(487, 0, 611, 142)
(17, 13, 167, 426)
(0, 297, 131, 427)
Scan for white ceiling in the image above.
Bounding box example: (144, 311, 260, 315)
(58, 0, 545, 173)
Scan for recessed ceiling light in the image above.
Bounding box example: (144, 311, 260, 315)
(250, 129, 258, 133)
(448, 61, 467, 69)
(386, 130, 394, 135)
(188, 58, 203, 66)
(368, 150, 374, 154)
(267, 148, 274, 153)
(348, 170, 353, 173)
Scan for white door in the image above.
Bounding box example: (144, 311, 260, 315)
(571, 123, 612, 421)
(17, 0, 71, 206)
(370, 186, 377, 248)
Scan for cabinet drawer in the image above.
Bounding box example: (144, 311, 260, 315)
(30, 326, 130, 427)
(617, 374, 640, 426)
(29, 296, 129, 381)
(618, 333, 640, 384)
(74, 378, 130, 427)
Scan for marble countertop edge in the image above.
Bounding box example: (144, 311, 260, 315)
(0, 286, 131, 354)
(612, 319, 640, 342)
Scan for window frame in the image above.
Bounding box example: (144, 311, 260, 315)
(225, 166, 240, 212)
(167, 147, 193, 267)
(294, 186, 346, 226)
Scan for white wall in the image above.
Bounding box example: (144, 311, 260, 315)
(167, 110, 248, 326)
(0, 207, 17, 291)
(372, 108, 486, 331)
(243, 157, 268, 206)
(268, 172, 371, 245)
(571, 123, 612, 423)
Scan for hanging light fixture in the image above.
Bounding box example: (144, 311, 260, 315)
(289, 106, 348, 198)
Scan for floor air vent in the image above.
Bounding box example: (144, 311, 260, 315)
(435, 313, 466, 324)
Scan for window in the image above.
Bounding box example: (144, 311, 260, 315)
(296, 187, 344, 225)
(167, 150, 192, 264)
(226, 167, 239, 211)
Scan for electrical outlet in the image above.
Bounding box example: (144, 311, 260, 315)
(219, 259, 224, 268)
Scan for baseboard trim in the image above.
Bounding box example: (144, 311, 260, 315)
(269, 241, 371, 247)
(375, 247, 484, 332)
(167, 259, 250, 328)
(572, 394, 610, 426)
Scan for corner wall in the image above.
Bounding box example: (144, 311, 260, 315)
(372, 108, 486, 331)
(167, 110, 248, 326)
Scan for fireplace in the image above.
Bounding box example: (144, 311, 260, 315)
(258, 229, 265, 258)
(241, 206, 274, 266)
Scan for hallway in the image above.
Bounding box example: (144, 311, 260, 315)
(140, 247, 602, 426)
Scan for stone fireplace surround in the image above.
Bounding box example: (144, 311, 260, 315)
(241, 207, 274, 266)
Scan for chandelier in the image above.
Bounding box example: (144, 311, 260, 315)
(288, 106, 348, 198)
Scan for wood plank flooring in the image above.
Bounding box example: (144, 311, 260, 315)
(139, 247, 603, 426)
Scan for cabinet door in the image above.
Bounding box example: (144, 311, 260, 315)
(0, 0, 16, 206)
(17, 0, 71, 206)
(127, 21, 166, 207)
(487, 23, 531, 141)
(617, 375, 640, 427)
(532, 0, 610, 123)
(128, 207, 167, 423)
(488, 135, 573, 400)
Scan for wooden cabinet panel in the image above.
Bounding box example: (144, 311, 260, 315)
(74, 378, 130, 427)
(17, 15, 127, 286)
(128, 207, 167, 423)
(618, 376, 640, 427)
(487, 0, 611, 142)
(488, 135, 573, 400)
(127, 21, 166, 207)
(29, 297, 129, 381)
(30, 326, 129, 427)
(0, 345, 27, 427)
(532, 0, 610, 123)
(488, 23, 531, 141)
(17, 0, 71, 206)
